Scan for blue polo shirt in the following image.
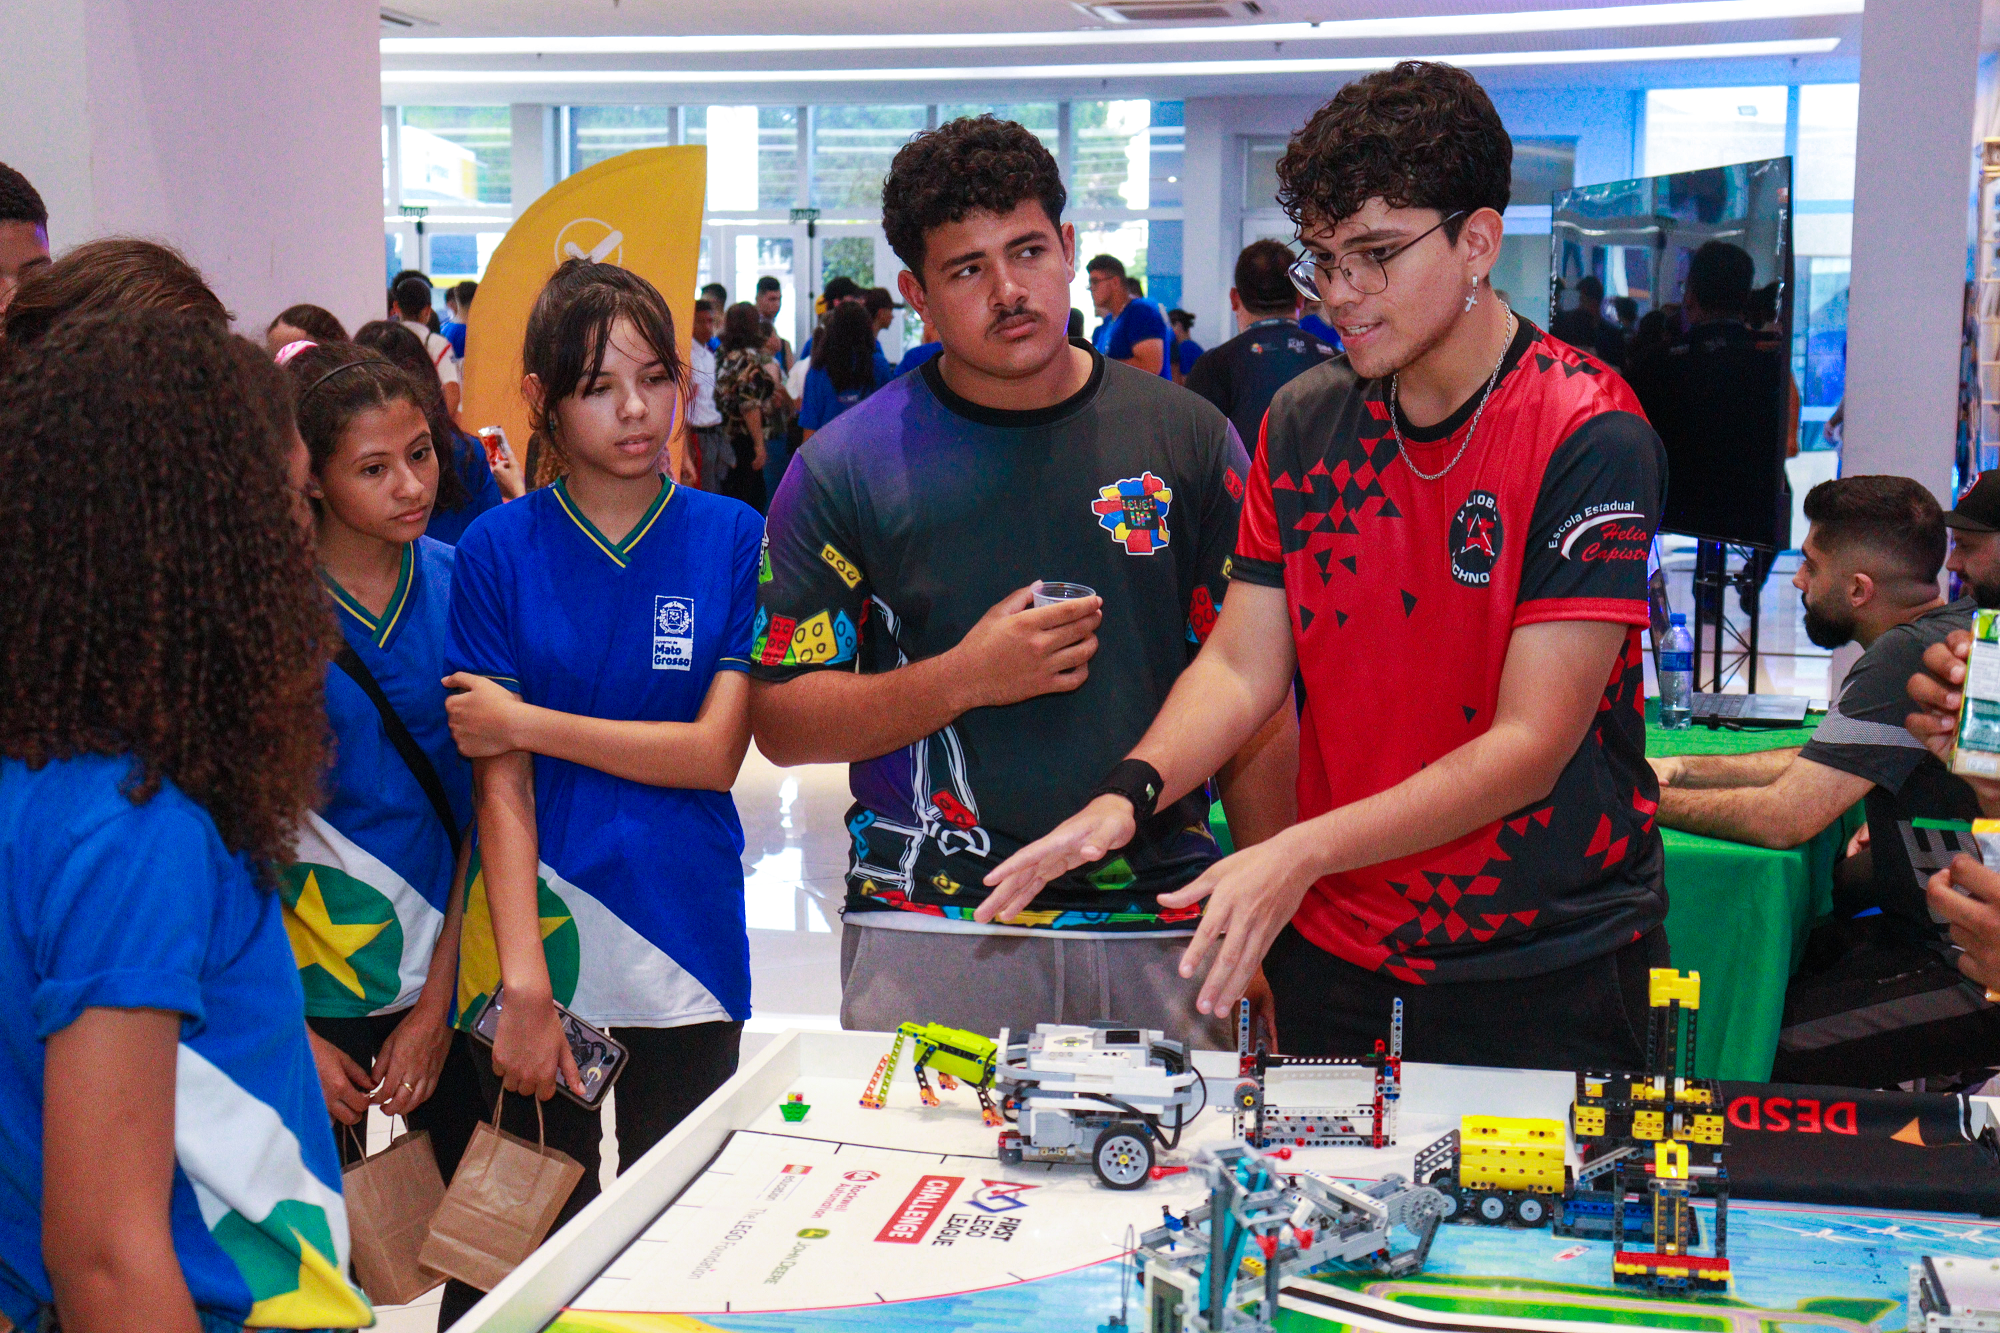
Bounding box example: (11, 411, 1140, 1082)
(284, 537, 469, 1018)
(426, 431, 504, 546)
(0, 756, 370, 1330)
(1105, 300, 1172, 376)
(446, 478, 762, 1027)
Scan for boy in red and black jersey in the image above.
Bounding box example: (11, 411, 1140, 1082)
(983, 61, 1670, 1072)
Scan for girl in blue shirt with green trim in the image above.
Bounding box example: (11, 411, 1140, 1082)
(442, 260, 764, 1248)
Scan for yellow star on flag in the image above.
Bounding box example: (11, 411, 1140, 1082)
(283, 870, 390, 998)
(541, 910, 569, 940)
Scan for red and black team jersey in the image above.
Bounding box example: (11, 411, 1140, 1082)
(1233, 319, 1668, 985)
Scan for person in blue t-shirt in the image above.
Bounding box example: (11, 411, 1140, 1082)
(895, 314, 943, 378)
(441, 279, 475, 360)
(441, 259, 763, 1244)
(799, 300, 884, 438)
(0, 312, 372, 1332)
(353, 319, 509, 544)
(1167, 308, 1203, 384)
(280, 340, 492, 1325)
(1085, 254, 1170, 376)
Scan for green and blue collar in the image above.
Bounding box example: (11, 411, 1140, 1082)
(321, 543, 417, 650)
(552, 476, 675, 569)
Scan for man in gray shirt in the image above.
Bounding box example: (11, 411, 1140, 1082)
(1653, 475, 2000, 1086)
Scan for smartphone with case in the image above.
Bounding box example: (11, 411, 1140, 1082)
(470, 988, 629, 1109)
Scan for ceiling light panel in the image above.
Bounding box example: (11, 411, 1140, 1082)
(379, 37, 1843, 83)
(379, 0, 1862, 56)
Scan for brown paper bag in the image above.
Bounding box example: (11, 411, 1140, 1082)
(343, 1120, 448, 1306)
(418, 1093, 584, 1293)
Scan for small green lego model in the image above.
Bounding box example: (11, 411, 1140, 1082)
(859, 1021, 1003, 1126)
(779, 1092, 810, 1123)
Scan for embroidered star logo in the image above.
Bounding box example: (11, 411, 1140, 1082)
(283, 870, 390, 998)
(1462, 514, 1496, 558)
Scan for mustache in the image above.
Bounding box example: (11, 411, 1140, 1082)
(988, 302, 1038, 334)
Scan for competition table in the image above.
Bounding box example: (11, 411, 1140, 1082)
(453, 1028, 2000, 1333)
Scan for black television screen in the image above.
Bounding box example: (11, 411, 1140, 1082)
(1550, 157, 1793, 550)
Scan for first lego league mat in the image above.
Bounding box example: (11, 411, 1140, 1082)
(543, 1066, 2000, 1333)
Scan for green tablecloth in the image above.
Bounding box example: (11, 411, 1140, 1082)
(1648, 699, 1852, 1082)
(1209, 700, 1847, 1081)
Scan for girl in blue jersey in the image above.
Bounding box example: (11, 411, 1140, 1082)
(0, 312, 371, 1331)
(351, 320, 509, 545)
(442, 259, 763, 1240)
(278, 342, 486, 1202)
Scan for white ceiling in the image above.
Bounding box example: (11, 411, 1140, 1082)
(379, 0, 1874, 103)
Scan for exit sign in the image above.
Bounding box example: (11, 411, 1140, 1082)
(790, 207, 821, 222)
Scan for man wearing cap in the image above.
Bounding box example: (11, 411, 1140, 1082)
(1652, 474, 2000, 1086)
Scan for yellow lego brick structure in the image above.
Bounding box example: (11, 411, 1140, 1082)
(1649, 968, 1702, 1009)
(1459, 1116, 1566, 1195)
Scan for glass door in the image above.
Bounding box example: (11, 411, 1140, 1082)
(811, 222, 910, 362)
(708, 223, 808, 354)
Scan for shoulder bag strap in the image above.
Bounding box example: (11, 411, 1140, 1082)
(332, 644, 463, 859)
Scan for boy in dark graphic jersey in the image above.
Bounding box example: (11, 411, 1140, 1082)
(989, 62, 1670, 1072)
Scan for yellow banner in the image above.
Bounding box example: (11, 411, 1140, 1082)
(460, 146, 706, 479)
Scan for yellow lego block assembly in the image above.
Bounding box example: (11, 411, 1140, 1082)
(1632, 1110, 1665, 1140)
(1648, 968, 1702, 1008)
(1573, 1105, 1606, 1136)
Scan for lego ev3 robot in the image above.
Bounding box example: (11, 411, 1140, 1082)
(993, 1022, 1207, 1190)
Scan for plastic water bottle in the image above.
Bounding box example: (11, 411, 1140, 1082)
(1659, 613, 1695, 730)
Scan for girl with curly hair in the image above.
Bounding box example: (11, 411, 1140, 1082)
(0, 310, 371, 1332)
(439, 259, 763, 1259)
(276, 343, 487, 1266)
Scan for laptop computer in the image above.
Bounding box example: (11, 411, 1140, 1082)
(1688, 693, 1811, 725)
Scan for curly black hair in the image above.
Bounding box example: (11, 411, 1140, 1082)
(0, 161, 45, 228)
(882, 116, 1067, 278)
(1277, 61, 1511, 241)
(0, 310, 333, 879)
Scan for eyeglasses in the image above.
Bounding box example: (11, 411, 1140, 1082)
(1287, 211, 1467, 300)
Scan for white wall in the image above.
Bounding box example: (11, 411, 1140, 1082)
(0, 0, 382, 337)
(1181, 87, 1640, 341)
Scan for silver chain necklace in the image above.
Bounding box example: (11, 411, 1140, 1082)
(1391, 308, 1517, 482)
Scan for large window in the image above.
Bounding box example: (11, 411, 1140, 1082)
(938, 103, 1058, 153)
(569, 107, 677, 176)
(1643, 87, 1787, 177)
(1072, 100, 1154, 210)
(687, 106, 799, 210)
(400, 107, 511, 206)
(810, 106, 927, 211)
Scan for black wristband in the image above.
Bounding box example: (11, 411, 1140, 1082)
(1091, 758, 1165, 824)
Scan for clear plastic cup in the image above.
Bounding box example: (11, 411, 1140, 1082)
(1034, 581, 1096, 608)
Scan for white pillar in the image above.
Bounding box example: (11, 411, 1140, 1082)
(0, 1, 381, 338)
(1842, 0, 1983, 501)
(511, 104, 558, 216)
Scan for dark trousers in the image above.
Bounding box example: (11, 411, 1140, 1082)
(1773, 918, 2000, 1087)
(1264, 924, 1670, 1071)
(435, 1020, 743, 1327)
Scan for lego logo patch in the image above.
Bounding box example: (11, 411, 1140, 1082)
(820, 543, 862, 589)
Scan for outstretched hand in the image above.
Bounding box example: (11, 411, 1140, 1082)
(978, 794, 1136, 923)
(1157, 830, 1320, 1018)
